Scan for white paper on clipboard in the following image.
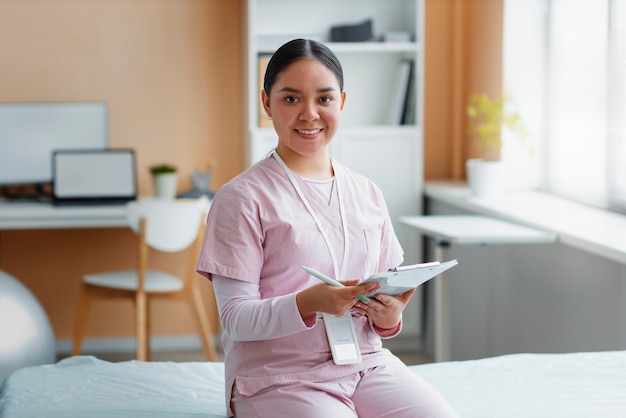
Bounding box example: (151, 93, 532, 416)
(360, 259, 459, 296)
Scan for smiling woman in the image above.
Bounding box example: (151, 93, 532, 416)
(196, 38, 458, 418)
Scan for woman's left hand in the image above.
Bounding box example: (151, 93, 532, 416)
(351, 288, 416, 331)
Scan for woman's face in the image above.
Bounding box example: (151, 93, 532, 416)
(262, 59, 346, 160)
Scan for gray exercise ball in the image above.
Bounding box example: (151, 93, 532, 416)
(0, 270, 55, 382)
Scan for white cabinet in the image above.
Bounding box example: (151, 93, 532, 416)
(245, 0, 425, 347)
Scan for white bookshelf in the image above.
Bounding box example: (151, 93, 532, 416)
(245, 0, 425, 348)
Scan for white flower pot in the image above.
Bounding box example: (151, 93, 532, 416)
(466, 159, 505, 198)
(153, 173, 178, 199)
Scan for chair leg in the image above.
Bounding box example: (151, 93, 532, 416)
(145, 297, 151, 359)
(190, 286, 218, 361)
(72, 284, 91, 356)
(136, 292, 149, 361)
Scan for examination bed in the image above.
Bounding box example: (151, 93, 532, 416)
(1, 350, 625, 417)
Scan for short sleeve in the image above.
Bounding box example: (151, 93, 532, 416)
(196, 181, 264, 284)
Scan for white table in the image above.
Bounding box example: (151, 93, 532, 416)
(0, 200, 129, 230)
(0, 196, 211, 230)
(399, 215, 557, 362)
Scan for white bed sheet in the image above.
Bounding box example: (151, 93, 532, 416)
(0, 356, 226, 418)
(416, 350, 626, 417)
(1, 351, 626, 417)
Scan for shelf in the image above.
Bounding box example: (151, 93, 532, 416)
(338, 125, 419, 134)
(248, 0, 424, 134)
(256, 41, 420, 55)
(250, 125, 419, 136)
(246, 0, 424, 196)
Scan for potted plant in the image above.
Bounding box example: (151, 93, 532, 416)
(150, 163, 178, 199)
(465, 93, 527, 197)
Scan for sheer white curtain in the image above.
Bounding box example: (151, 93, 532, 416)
(503, 0, 626, 212)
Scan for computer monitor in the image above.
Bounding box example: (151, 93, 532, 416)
(0, 102, 109, 187)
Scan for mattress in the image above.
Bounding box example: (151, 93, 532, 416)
(2, 351, 626, 417)
(0, 356, 226, 418)
(416, 350, 626, 417)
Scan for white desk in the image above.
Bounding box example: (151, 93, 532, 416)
(0, 197, 212, 230)
(399, 215, 557, 362)
(0, 201, 128, 230)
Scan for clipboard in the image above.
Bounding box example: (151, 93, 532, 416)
(360, 259, 459, 296)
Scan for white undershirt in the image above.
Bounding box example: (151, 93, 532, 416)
(302, 177, 335, 204)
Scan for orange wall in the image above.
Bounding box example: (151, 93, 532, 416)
(424, 0, 503, 179)
(0, 0, 502, 343)
(0, 0, 244, 340)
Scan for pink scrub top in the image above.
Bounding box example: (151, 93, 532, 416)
(197, 156, 404, 414)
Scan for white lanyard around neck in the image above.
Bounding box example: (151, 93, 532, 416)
(272, 150, 350, 281)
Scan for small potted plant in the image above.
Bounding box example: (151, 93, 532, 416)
(150, 163, 178, 199)
(465, 93, 527, 197)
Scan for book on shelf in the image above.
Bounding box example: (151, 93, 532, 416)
(387, 59, 414, 125)
(401, 60, 416, 125)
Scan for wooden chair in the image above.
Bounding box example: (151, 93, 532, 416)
(72, 196, 217, 361)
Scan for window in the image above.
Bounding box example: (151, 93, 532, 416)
(503, 0, 626, 212)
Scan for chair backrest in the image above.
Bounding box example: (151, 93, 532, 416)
(126, 196, 209, 252)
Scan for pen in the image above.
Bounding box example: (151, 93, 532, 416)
(302, 266, 369, 303)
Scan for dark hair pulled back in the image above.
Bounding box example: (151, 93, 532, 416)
(263, 38, 344, 95)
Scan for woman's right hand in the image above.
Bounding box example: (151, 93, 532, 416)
(295, 280, 380, 321)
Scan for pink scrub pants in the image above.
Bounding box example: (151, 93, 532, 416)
(231, 358, 459, 418)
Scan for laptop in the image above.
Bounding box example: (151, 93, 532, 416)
(52, 149, 137, 206)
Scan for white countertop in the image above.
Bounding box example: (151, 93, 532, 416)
(424, 181, 626, 264)
(400, 215, 556, 246)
